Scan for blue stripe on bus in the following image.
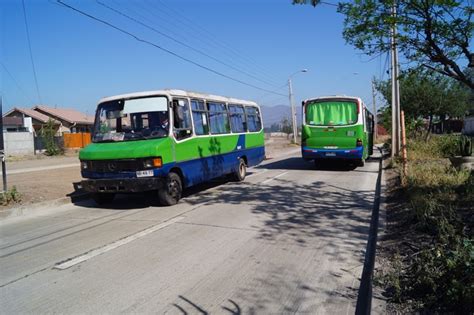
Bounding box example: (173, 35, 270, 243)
(301, 146, 363, 160)
(82, 146, 265, 188)
(235, 134, 246, 150)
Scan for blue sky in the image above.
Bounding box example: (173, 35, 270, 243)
(1, 0, 388, 116)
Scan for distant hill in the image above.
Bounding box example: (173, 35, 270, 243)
(260, 104, 302, 127)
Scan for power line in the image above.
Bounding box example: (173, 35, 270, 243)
(0, 62, 35, 104)
(255, 83, 289, 103)
(107, 0, 282, 87)
(96, 0, 280, 89)
(142, 0, 283, 86)
(150, 0, 283, 84)
(21, 0, 42, 104)
(55, 0, 287, 97)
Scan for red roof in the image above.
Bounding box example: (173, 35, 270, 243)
(4, 107, 59, 124)
(33, 106, 94, 125)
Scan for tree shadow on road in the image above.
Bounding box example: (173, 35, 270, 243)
(258, 157, 359, 172)
(185, 176, 374, 248)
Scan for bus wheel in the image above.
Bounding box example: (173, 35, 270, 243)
(158, 172, 182, 206)
(358, 159, 365, 167)
(92, 193, 115, 205)
(233, 158, 247, 181)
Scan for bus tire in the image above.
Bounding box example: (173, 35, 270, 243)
(357, 159, 365, 167)
(158, 172, 182, 206)
(92, 193, 115, 205)
(233, 158, 247, 181)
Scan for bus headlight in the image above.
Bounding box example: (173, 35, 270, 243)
(143, 157, 162, 169)
(81, 161, 88, 170)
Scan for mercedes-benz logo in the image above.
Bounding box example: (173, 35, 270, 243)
(108, 162, 117, 172)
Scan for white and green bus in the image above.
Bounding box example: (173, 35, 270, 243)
(80, 89, 265, 205)
(301, 95, 374, 166)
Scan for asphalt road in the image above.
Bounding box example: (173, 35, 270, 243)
(0, 149, 381, 314)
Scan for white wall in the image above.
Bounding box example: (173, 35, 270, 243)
(3, 132, 34, 156)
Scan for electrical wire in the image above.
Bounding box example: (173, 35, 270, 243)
(21, 0, 42, 104)
(55, 0, 287, 97)
(0, 62, 35, 104)
(151, 0, 283, 84)
(96, 0, 280, 89)
(109, 0, 282, 86)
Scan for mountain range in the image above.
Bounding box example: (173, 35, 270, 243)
(260, 104, 303, 127)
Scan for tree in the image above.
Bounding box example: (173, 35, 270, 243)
(375, 69, 470, 137)
(280, 116, 293, 134)
(293, 0, 474, 89)
(41, 119, 62, 156)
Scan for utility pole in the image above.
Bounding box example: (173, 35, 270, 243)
(391, 2, 401, 157)
(288, 78, 297, 144)
(0, 97, 7, 192)
(372, 77, 378, 140)
(287, 69, 308, 144)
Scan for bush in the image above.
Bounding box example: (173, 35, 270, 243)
(382, 135, 474, 312)
(0, 186, 21, 205)
(41, 119, 63, 156)
(407, 135, 460, 160)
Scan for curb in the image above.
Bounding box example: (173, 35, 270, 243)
(355, 146, 385, 315)
(0, 192, 90, 220)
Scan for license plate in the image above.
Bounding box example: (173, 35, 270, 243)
(325, 152, 336, 157)
(136, 170, 154, 177)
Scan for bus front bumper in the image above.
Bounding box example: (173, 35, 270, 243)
(81, 178, 164, 193)
(302, 146, 363, 160)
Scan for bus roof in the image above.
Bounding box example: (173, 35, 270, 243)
(303, 95, 363, 104)
(99, 89, 259, 106)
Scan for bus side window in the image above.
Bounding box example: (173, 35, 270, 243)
(191, 99, 209, 135)
(245, 106, 262, 132)
(208, 102, 229, 134)
(229, 104, 247, 133)
(173, 99, 192, 140)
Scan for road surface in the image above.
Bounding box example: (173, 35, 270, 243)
(0, 149, 381, 314)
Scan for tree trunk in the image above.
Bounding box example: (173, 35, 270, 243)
(425, 115, 433, 141)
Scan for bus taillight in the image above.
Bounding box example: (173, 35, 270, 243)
(356, 138, 363, 147)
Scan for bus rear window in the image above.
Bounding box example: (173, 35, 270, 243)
(306, 101, 358, 126)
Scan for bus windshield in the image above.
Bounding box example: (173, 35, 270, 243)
(305, 100, 358, 126)
(93, 96, 169, 143)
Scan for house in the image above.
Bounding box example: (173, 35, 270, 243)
(2, 116, 27, 132)
(33, 105, 94, 134)
(3, 106, 94, 135)
(3, 107, 60, 135)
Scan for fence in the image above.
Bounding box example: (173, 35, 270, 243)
(34, 136, 64, 152)
(3, 132, 34, 156)
(63, 133, 91, 149)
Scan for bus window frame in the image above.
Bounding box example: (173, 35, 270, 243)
(207, 101, 230, 135)
(93, 94, 172, 142)
(190, 98, 210, 137)
(244, 105, 263, 133)
(302, 97, 362, 128)
(228, 103, 248, 134)
(171, 97, 194, 142)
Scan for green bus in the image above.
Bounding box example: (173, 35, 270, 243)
(79, 89, 265, 205)
(301, 96, 374, 166)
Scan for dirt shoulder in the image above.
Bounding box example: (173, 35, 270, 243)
(374, 136, 473, 313)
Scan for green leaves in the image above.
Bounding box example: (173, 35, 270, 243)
(374, 68, 470, 134)
(295, 0, 473, 88)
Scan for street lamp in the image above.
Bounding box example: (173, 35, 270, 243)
(288, 69, 308, 144)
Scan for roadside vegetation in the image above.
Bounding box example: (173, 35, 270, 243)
(0, 186, 22, 206)
(378, 135, 473, 313)
(41, 119, 64, 156)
